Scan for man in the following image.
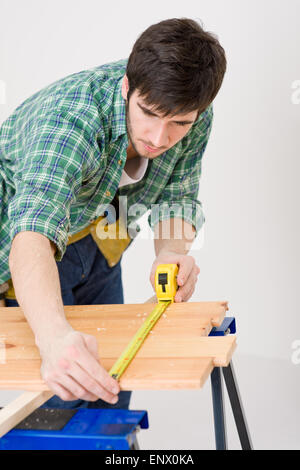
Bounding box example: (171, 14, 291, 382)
(0, 18, 226, 409)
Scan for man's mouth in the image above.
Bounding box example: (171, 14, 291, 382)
(142, 143, 160, 152)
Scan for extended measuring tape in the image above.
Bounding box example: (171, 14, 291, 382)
(109, 264, 179, 381)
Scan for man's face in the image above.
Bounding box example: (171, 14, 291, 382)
(122, 76, 198, 160)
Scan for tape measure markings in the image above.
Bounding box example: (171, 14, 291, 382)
(109, 300, 171, 380)
(109, 264, 178, 381)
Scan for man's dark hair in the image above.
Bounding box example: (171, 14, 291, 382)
(126, 18, 226, 118)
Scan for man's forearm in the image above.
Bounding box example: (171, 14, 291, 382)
(9, 231, 71, 347)
(154, 218, 196, 256)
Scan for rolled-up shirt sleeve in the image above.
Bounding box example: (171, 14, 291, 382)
(148, 104, 213, 235)
(7, 113, 89, 261)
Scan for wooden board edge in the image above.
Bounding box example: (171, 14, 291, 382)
(212, 336, 237, 367)
(119, 359, 214, 391)
(0, 382, 49, 391)
(0, 390, 53, 438)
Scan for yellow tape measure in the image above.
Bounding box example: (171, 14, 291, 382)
(109, 264, 179, 381)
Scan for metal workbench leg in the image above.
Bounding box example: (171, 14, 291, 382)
(210, 367, 227, 450)
(130, 437, 140, 450)
(222, 361, 253, 450)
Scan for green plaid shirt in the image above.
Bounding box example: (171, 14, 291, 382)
(0, 58, 213, 284)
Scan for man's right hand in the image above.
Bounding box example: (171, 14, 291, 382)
(38, 327, 120, 404)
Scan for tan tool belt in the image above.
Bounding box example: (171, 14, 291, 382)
(4, 214, 131, 301)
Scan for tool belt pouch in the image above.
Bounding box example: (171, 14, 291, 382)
(67, 211, 132, 268)
(89, 216, 132, 267)
(68, 193, 132, 267)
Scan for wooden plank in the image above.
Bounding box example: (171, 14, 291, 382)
(0, 336, 236, 390)
(0, 358, 216, 391)
(0, 334, 236, 361)
(0, 391, 53, 438)
(0, 301, 234, 390)
(0, 301, 228, 324)
(117, 357, 215, 390)
(0, 299, 235, 437)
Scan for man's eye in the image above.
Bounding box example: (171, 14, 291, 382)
(142, 108, 188, 127)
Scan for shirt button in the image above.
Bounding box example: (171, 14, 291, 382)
(106, 190, 111, 197)
(118, 159, 122, 166)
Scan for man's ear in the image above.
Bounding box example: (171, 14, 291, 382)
(121, 74, 129, 100)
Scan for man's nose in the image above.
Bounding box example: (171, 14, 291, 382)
(148, 122, 169, 148)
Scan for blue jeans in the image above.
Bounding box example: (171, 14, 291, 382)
(5, 234, 131, 410)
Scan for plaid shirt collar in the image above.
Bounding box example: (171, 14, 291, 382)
(111, 76, 128, 144)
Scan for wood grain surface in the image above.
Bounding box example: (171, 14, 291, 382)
(0, 301, 236, 390)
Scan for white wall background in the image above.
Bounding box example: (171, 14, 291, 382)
(1, 0, 299, 449)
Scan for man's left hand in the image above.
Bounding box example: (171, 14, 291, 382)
(150, 251, 200, 302)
